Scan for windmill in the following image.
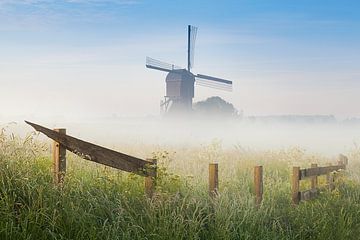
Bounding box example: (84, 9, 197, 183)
(146, 25, 233, 114)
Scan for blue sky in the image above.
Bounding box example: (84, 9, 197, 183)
(0, 0, 359, 119)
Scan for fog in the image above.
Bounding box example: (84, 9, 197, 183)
(2, 116, 360, 158)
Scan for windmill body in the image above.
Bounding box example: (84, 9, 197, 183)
(146, 25, 233, 114)
(165, 69, 195, 111)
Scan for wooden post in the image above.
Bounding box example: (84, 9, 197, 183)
(326, 163, 335, 191)
(254, 166, 263, 206)
(328, 173, 335, 191)
(145, 159, 157, 198)
(53, 128, 66, 185)
(209, 163, 219, 198)
(292, 167, 300, 204)
(311, 163, 318, 190)
(338, 154, 348, 169)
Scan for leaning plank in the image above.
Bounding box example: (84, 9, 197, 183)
(25, 121, 154, 177)
(299, 165, 346, 179)
(300, 188, 318, 201)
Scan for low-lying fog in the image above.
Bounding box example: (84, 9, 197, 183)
(2, 116, 360, 157)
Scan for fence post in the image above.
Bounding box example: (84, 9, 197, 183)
(53, 128, 66, 185)
(209, 163, 219, 198)
(292, 167, 300, 204)
(254, 166, 263, 206)
(338, 154, 348, 168)
(145, 159, 157, 198)
(326, 163, 335, 191)
(311, 163, 318, 190)
(329, 173, 335, 191)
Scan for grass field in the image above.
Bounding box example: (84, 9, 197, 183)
(1, 129, 360, 240)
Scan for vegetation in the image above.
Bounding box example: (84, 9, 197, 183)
(193, 96, 239, 117)
(1, 130, 360, 239)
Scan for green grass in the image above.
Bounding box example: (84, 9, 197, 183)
(1, 130, 360, 239)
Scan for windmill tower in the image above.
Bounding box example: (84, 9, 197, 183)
(146, 25, 233, 114)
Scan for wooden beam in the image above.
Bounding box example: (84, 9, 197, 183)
(292, 167, 300, 205)
(209, 163, 219, 198)
(299, 164, 345, 179)
(53, 128, 66, 185)
(254, 166, 263, 206)
(26, 121, 153, 177)
(300, 188, 318, 201)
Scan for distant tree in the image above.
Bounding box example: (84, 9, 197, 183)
(193, 96, 238, 117)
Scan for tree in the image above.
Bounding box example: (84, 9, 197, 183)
(193, 96, 238, 117)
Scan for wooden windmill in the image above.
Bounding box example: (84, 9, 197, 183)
(146, 25, 233, 113)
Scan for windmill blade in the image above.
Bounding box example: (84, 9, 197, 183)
(196, 82, 232, 91)
(146, 57, 182, 73)
(187, 25, 198, 71)
(196, 78, 233, 92)
(196, 73, 232, 85)
(195, 74, 233, 91)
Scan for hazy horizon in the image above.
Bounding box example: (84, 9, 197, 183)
(1, 0, 360, 157)
(1, 0, 360, 120)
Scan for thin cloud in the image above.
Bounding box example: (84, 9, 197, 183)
(0, 0, 140, 7)
(66, 0, 139, 4)
(0, 0, 140, 30)
(0, 0, 140, 5)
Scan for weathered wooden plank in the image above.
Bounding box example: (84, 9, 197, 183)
(292, 167, 300, 205)
(300, 188, 318, 201)
(299, 164, 345, 179)
(26, 121, 154, 177)
(53, 128, 66, 184)
(254, 166, 263, 206)
(209, 163, 219, 198)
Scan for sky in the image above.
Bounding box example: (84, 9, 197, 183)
(0, 0, 359, 120)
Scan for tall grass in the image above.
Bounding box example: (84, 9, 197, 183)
(0, 130, 360, 239)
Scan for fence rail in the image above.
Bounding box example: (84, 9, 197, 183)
(299, 164, 346, 180)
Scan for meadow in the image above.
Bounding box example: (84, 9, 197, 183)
(1, 127, 360, 240)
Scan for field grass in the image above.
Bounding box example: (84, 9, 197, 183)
(1, 129, 360, 239)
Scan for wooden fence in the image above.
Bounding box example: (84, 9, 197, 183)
(26, 121, 157, 197)
(26, 121, 349, 204)
(292, 156, 348, 204)
(208, 158, 347, 206)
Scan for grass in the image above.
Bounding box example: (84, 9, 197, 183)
(1, 129, 360, 239)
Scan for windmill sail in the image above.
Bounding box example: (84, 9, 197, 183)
(196, 80, 232, 91)
(196, 74, 232, 85)
(187, 25, 198, 71)
(195, 73, 233, 91)
(146, 57, 182, 73)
